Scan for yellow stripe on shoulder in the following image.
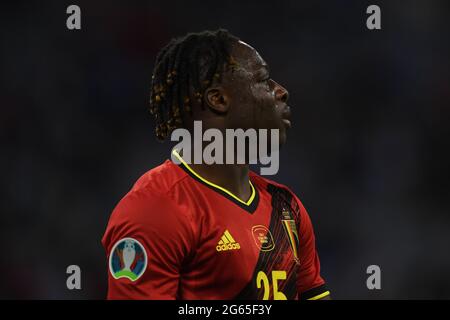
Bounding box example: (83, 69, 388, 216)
(307, 290, 330, 300)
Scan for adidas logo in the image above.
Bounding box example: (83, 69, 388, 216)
(216, 229, 240, 252)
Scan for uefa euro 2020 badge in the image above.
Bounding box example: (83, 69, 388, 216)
(109, 238, 147, 281)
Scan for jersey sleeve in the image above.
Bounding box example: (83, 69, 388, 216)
(101, 189, 196, 300)
(294, 196, 330, 300)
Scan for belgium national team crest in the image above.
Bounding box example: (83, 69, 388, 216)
(281, 207, 300, 265)
(109, 238, 147, 281)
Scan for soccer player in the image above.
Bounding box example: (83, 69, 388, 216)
(102, 29, 330, 300)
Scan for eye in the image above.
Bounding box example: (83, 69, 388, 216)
(260, 77, 271, 87)
(260, 77, 272, 91)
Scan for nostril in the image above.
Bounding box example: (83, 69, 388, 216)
(275, 87, 289, 103)
(280, 91, 289, 103)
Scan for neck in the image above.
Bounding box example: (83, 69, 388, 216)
(173, 149, 252, 202)
(189, 163, 251, 202)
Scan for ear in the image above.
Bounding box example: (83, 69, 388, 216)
(204, 87, 229, 114)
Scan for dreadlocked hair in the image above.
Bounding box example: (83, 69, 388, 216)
(149, 29, 239, 141)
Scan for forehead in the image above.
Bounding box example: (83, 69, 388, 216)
(231, 40, 267, 72)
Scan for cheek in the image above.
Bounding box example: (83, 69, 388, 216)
(251, 87, 279, 121)
(229, 83, 256, 123)
(228, 83, 278, 129)
(249, 86, 269, 109)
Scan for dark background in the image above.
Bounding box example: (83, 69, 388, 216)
(1, 0, 449, 299)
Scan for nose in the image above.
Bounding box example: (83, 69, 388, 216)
(273, 81, 289, 104)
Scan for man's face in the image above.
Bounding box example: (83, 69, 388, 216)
(221, 40, 291, 145)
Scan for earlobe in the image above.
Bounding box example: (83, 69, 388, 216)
(205, 87, 229, 114)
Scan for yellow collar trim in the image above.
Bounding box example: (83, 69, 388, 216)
(172, 149, 256, 206)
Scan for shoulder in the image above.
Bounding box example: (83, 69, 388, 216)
(250, 171, 310, 219)
(130, 160, 188, 195)
(102, 161, 194, 246)
(112, 161, 188, 217)
(250, 171, 292, 191)
(250, 171, 299, 202)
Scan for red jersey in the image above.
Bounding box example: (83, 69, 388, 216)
(102, 153, 329, 300)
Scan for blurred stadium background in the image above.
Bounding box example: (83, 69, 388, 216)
(0, 0, 449, 299)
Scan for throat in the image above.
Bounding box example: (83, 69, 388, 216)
(188, 163, 252, 203)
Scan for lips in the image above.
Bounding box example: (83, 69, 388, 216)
(282, 118, 292, 129)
